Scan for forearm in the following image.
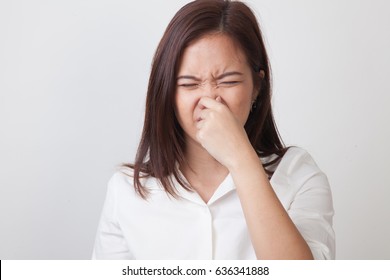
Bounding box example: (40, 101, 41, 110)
(229, 147, 313, 260)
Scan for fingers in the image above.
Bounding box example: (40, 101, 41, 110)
(197, 96, 224, 110)
(195, 96, 231, 130)
(197, 108, 211, 122)
(196, 106, 221, 129)
(196, 96, 228, 123)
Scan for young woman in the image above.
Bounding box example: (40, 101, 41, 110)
(93, 0, 335, 260)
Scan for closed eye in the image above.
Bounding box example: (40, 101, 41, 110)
(178, 83, 199, 88)
(220, 81, 241, 86)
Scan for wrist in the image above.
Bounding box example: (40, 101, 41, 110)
(227, 143, 262, 174)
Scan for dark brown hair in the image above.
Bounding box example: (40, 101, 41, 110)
(122, 0, 287, 198)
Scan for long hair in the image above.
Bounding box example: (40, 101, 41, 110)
(122, 0, 287, 198)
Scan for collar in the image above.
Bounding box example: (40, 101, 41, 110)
(172, 170, 236, 206)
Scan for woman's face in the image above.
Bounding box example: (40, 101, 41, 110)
(175, 33, 257, 147)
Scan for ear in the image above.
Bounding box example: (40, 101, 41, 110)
(252, 88, 259, 100)
(252, 70, 265, 100)
(259, 70, 265, 79)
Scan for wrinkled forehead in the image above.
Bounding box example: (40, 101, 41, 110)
(178, 33, 250, 77)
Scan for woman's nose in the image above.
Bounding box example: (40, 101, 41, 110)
(201, 82, 219, 99)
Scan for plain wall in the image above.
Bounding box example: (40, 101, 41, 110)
(0, 0, 389, 259)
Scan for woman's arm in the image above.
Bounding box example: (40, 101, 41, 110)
(196, 96, 313, 259)
(228, 146, 313, 259)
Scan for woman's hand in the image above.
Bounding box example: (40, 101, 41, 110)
(195, 96, 253, 170)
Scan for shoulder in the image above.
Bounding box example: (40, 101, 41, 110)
(275, 147, 324, 180)
(106, 167, 161, 197)
(271, 147, 331, 202)
(102, 169, 133, 205)
(105, 168, 133, 193)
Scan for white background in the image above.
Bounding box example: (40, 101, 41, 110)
(0, 0, 389, 259)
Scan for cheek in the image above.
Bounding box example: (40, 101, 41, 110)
(175, 93, 200, 126)
(232, 100, 251, 125)
(223, 89, 252, 124)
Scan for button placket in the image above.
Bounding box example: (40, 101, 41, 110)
(201, 205, 213, 259)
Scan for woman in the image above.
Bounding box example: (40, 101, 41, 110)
(93, 0, 335, 260)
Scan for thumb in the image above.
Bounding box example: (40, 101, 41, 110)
(215, 96, 228, 106)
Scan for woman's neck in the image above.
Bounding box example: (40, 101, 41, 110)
(180, 140, 229, 202)
(182, 140, 227, 174)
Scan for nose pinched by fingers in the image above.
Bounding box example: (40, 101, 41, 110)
(194, 96, 228, 122)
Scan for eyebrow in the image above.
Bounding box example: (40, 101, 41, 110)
(176, 71, 243, 81)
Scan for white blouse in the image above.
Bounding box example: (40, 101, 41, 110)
(92, 147, 335, 260)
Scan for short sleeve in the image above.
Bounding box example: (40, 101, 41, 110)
(285, 149, 335, 259)
(92, 173, 134, 259)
